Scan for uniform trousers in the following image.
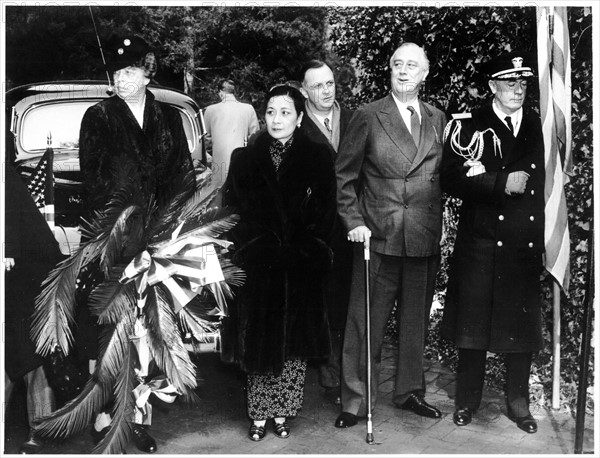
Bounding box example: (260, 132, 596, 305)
(340, 247, 439, 416)
(456, 348, 533, 417)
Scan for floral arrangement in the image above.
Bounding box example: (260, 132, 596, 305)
(30, 170, 244, 453)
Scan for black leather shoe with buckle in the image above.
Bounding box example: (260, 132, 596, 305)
(131, 424, 157, 453)
(508, 411, 537, 434)
(334, 412, 358, 428)
(400, 393, 442, 419)
(453, 407, 474, 426)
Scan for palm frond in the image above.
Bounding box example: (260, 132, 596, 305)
(178, 306, 221, 343)
(146, 170, 199, 242)
(220, 258, 246, 289)
(30, 244, 98, 356)
(99, 205, 143, 274)
(144, 287, 198, 402)
(95, 307, 136, 384)
(88, 270, 137, 325)
(180, 213, 240, 241)
(172, 176, 222, 224)
(149, 213, 240, 254)
(93, 344, 136, 454)
(79, 184, 145, 276)
(34, 376, 112, 440)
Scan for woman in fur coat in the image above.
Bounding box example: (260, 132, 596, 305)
(222, 84, 337, 441)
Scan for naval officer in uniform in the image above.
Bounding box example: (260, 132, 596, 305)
(440, 51, 544, 434)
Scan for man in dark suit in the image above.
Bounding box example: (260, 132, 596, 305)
(440, 52, 543, 434)
(335, 43, 447, 428)
(298, 60, 354, 405)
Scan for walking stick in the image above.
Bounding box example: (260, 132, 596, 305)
(364, 240, 374, 444)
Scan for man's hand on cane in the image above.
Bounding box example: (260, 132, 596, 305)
(348, 226, 371, 247)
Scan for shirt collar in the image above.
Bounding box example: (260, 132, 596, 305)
(391, 92, 421, 118)
(306, 100, 338, 125)
(492, 101, 523, 134)
(221, 93, 237, 102)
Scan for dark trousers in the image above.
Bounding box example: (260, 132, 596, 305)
(456, 348, 532, 416)
(340, 248, 439, 416)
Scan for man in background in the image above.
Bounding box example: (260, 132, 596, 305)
(204, 79, 259, 186)
(299, 60, 354, 405)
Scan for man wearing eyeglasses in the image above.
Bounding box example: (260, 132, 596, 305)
(299, 60, 354, 406)
(440, 52, 544, 434)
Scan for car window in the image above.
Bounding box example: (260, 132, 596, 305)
(19, 100, 196, 153)
(21, 101, 92, 151)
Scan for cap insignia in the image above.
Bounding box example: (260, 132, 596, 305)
(512, 57, 523, 68)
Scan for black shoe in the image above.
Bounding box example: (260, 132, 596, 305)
(508, 411, 537, 434)
(248, 423, 266, 441)
(19, 431, 44, 454)
(453, 407, 474, 426)
(399, 393, 442, 419)
(91, 426, 110, 445)
(334, 412, 358, 428)
(131, 424, 157, 453)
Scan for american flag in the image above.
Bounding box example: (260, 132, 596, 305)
(537, 6, 572, 292)
(27, 135, 55, 228)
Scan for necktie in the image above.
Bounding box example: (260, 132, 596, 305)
(407, 106, 420, 147)
(324, 117, 332, 132)
(505, 115, 514, 135)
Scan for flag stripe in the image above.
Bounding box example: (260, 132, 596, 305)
(537, 6, 571, 292)
(551, 7, 573, 176)
(26, 144, 55, 232)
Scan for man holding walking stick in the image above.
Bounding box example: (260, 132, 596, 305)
(334, 42, 446, 429)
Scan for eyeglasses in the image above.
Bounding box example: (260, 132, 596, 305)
(307, 80, 335, 91)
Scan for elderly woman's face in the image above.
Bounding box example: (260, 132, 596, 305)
(265, 95, 303, 144)
(113, 66, 149, 101)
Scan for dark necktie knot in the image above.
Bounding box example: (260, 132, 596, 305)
(505, 115, 514, 134)
(324, 117, 332, 132)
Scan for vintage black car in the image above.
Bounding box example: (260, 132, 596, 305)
(6, 81, 209, 255)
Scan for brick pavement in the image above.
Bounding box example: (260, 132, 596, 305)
(3, 341, 596, 455)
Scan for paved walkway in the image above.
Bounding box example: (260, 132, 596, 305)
(3, 341, 596, 455)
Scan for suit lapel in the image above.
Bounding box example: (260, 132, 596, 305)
(376, 95, 418, 162)
(408, 101, 437, 173)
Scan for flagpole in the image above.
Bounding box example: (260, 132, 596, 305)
(45, 132, 55, 234)
(552, 280, 561, 409)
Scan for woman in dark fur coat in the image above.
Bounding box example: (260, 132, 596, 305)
(76, 35, 194, 452)
(222, 85, 337, 441)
